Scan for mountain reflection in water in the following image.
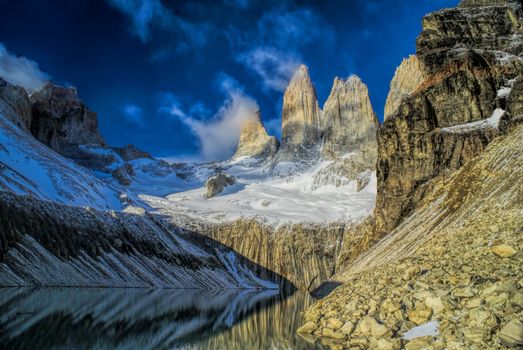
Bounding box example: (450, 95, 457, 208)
(0, 288, 327, 349)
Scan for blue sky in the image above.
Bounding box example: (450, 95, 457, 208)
(0, 0, 459, 161)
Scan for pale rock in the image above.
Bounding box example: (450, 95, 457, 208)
(407, 305, 433, 325)
(340, 321, 355, 335)
(325, 317, 344, 330)
(491, 244, 517, 258)
(425, 296, 445, 314)
(404, 337, 431, 350)
(462, 327, 489, 343)
(277, 64, 322, 163)
(321, 327, 345, 339)
(384, 55, 426, 120)
(203, 173, 236, 199)
(370, 338, 401, 350)
(453, 287, 476, 298)
(232, 110, 279, 160)
(498, 319, 523, 347)
(356, 316, 378, 337)
(297, 321, 317, 334)
(321, 75, 378, 162)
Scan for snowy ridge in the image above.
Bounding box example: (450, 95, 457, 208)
(0, 114, 122, 210)
(137, 157, 377, 226)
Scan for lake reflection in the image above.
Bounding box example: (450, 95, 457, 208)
(0, 288, 327, 349)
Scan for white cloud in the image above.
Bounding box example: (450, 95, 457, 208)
(238, 47, 300, 92)
(159, 74, 260, 161)
(122, 104, 144, 126)
(0, 43, 50, 92)
(108, 0, 209, 49)
(228, 6, 334, 92)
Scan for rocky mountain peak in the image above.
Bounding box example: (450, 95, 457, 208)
(233, 110, 279, 160)
(384, 55, 426, 120)
(0, 77, 31, 131)
(30, 83, 105, 157)
(277, 64, 322, 164)
(322, 74, 378, 161)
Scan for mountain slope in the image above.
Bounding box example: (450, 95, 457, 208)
(0, 114, 122, 210)
(300, 123, 523, 349)
(0, 190, 282, 289)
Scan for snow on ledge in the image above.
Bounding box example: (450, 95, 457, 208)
(402, 321, 439, 340)
(440, 108, 504, 134)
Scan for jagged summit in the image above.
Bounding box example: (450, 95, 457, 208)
(233, 110, 279, 160)
(322, 75, 378, 161)
(0, 77, 31, 131)
(276, 64, 322, 164)
(30, 82, 105, 155)
(384, 55, 426, 120)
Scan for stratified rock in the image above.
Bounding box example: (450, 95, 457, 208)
(322, 75, 378, 162)
(233, 110, 279, 160)
(417, 0, 523, 74)
(375, 0, 523, 232)
(30, 83, 105, 158)
(277, 65, 322, 164)
(384, 55, 426, 120)
(203, 173, 236, 199)
(0, 77, 31, 130)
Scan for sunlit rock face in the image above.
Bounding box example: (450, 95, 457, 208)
(375, 0, 523, 233)
(30, 83, 105, 156)
(321, 75, 378, 163)
(233, 110, 279, 160)
(277, 65, 322, 164)
(384, 55, 426, 120)
(0, 78, 31, 131)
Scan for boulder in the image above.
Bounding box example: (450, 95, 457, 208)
(203, 173, 236, 199)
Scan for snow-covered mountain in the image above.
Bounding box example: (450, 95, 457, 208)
(0, 62, 381, 290)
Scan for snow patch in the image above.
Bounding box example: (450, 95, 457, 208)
(403, 321, 439, 340)
(440, 108, 504, 133)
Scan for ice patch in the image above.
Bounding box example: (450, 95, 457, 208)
(403, 321, 439, 340)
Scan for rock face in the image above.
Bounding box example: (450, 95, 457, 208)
(203, 173, 236, 198)
(417, 0, 523, 75)
(0, 190, 283, 289)
(232, 110, 279, 160)
(277, 65, 322, 164)
(301, 123, 523, 349)
(0, 78, 31, 131)
(384, 55, 426, 120)
(30, 83, 105, 158)
(322, 75, 378, 162)
(376, 0, 523, 233)
(171, 218, 349, 291)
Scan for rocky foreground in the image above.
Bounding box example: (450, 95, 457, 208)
(298, 0, 523, 349)
(299, 125, 523, 349)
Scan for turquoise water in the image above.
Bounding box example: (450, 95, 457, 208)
(0, 288, 327, 349)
